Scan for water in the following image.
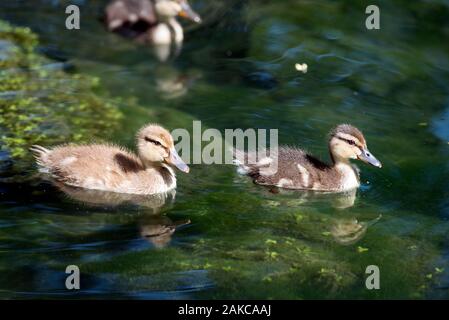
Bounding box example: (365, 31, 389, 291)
(1, 0, 449, 299)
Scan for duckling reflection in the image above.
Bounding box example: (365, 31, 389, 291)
(260, 187, 357, 209)
(330, 189, 357, 209)
(139, 215, 190, 248)
(53, 181, 175, 213)
(152, 40, 182, 62)
(52, 182, 189, 248)
(153, 65, 202, 99)
(330, 215, 382, 245)
(259, 190, 380, 245)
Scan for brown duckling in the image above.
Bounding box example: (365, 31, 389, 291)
(234, 124, 381, 192)
(105, 0, 201, 45)
(30, 124, 189, 195)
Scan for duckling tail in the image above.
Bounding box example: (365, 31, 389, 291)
(30, 145, 50, 156)
(29, 145, 51, 169)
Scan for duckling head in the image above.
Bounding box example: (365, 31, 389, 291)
(136, 124, 189, 173)
(155, 0, 202, 23)
(329, 124, 382, 168)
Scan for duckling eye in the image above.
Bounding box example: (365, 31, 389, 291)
(145, 137, 162, 146)
(347, 140, 355, 146)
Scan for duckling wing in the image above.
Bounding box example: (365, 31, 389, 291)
(39, 144, 144, 191)
(234, 147, 331, 190)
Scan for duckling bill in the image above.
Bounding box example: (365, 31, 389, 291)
(234, 124, 381, 192)
(30, 124, 189, 195)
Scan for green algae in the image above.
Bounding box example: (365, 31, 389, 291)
(0, 20, 122, 174)
(72, 187, 442, 299)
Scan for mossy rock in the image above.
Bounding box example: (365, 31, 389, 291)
(0, 20, 123, 177)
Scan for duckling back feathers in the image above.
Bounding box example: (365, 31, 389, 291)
(235, 147, 359, 192)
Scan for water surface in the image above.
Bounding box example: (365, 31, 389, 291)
(1, 0, 449, 299)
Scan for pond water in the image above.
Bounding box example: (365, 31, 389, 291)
(1, 0, 449, 299)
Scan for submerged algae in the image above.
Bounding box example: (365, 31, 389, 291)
(0, 20, 122, 175)
(75, 187, 442, 299)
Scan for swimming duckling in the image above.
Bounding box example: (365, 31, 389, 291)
(234, 124, 381, 192)
(30, 124, 189, 195)
(105, 0, 201, 45)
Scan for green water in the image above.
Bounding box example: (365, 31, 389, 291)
(1, 0, 449, 299)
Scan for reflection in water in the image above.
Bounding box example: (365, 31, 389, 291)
(140, 215, 190, 248)
(152, 42, 182, 62)
(261, 188, 381, 245)
(1, 0, 449, 299)
(331, 189, 357, 210)
(53, 182, 190, 248)
(331, 215, 382, 245)
(54, 182, 176, 213)
(154, 65, 202, 99)
(267, 187, 357, 209)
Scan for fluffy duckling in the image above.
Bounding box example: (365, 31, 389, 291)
(30, 124, 189, 195)
(105, 0, 201, 45)
(234, 124, 381, 192)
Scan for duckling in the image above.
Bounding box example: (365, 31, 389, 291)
(30, 124, 189, 195)
(105, 0, 201, 45)
(234, 124, 381, 192)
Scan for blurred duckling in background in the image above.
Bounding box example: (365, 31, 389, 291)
(31, 124, 189, 195)
(234, 124, 381, 192)
(105, 0, 201, 45)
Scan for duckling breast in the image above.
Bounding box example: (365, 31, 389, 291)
(334, 163, 360, 191)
